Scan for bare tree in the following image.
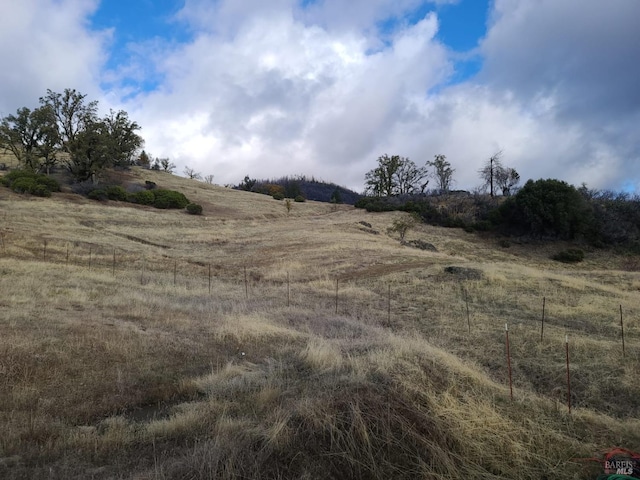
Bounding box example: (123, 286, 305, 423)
(495, 167, 520, 196)
(157, 157, 175, 173)
(203, 174, 215, 184)
(478, 151, 520, 196)
(478, 150, 503, 197)
(183, 166, 202, 180)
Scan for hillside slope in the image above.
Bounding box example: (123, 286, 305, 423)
(0, 169, 639, 479)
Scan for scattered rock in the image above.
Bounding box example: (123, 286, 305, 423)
(402, 240, 438, 252)
(357, 221, 379, 234)
(444, 266, 483, 280)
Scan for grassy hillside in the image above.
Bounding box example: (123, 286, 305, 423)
(1, 168, 639, 479)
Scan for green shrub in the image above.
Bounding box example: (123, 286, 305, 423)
(3, 170, 36, 184)
(355, 196, 396, 212)
(31, 184, 52, 197)
(87, 189, 108, 201)
(35, 175, 60, 192)
(130, 190, 155, 205)
(272, 193, 285, 200)
(152, 189, 190, 209)
(11, 177, 37, 194)
(294, 195, 306, 202)
(105, 185, 128, 201)
(186, 203, 203, 215)
(497, 179, 594, 239)
(2, 170, 59, 196)
(552, 248, 585, 263)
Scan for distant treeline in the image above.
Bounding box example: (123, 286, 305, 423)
(235, 175, 361, 204)
(356, 178, 640, 251)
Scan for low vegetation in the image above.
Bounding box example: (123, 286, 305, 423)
(552, 248, 585, 263)
(357, 178, 640, 253)
(0, 169, 60, 197)
(0, 168, 638, 479)
(186, 203, 203, 215)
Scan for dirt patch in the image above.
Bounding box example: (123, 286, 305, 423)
(339, 261, 434, 281)
(110, 232, 171, 249)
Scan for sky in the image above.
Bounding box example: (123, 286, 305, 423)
(1, 0, 639, 193)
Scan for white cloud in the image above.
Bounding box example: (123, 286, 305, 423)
(476, 0, 640, 190)
(2, 0, 639, 193)
(128, 0, 640, 192)
(0, 0, 109, 114)
(128, 4, 452, 189)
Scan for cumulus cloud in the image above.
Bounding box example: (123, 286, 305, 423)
(126, 0, 640, 192)
(128, 2, 452, 188)
(0, 0, 109, 115)
(2, 0, 639, 192)
(477, 0, 640, 190)
(482, 0, 640, 119)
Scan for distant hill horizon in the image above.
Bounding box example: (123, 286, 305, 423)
(234, 175, 362, 204)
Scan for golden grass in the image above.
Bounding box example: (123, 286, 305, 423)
(1, 167, 639, 479)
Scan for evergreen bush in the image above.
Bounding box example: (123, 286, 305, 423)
(11, 177, 37, 194)
(87, 189, 108, 201)
(497, 179, 594, 239)
(1, 170, 60, 196)
(130, 190, 155, 205)
(152, 189, 190, 209)
(105, 185, 128, 201)
(186, 203, 203, 215)
(31, 184, 52, 197)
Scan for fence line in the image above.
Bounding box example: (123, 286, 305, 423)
(0, 233, 637, 411)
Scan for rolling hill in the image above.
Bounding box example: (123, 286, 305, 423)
(0, 167, 638, 479)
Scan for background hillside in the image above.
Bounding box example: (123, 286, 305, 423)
(236, 174, 361, 204)
(0, 168, 639, 479)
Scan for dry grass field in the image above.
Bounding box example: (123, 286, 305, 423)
(1, 167, 639, 479)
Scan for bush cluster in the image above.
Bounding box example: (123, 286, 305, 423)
(494, 179, 593, 240)
(129, 190, 155, 205)
(186, 203, 203, 215)
(356, 196, 492, 231)
(86, 184, 191, 211)
(88, 185, 128, 202)
(151, 189, 190, 209)
(0, 170, 60, 197)
(356, 179, 640, 252)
